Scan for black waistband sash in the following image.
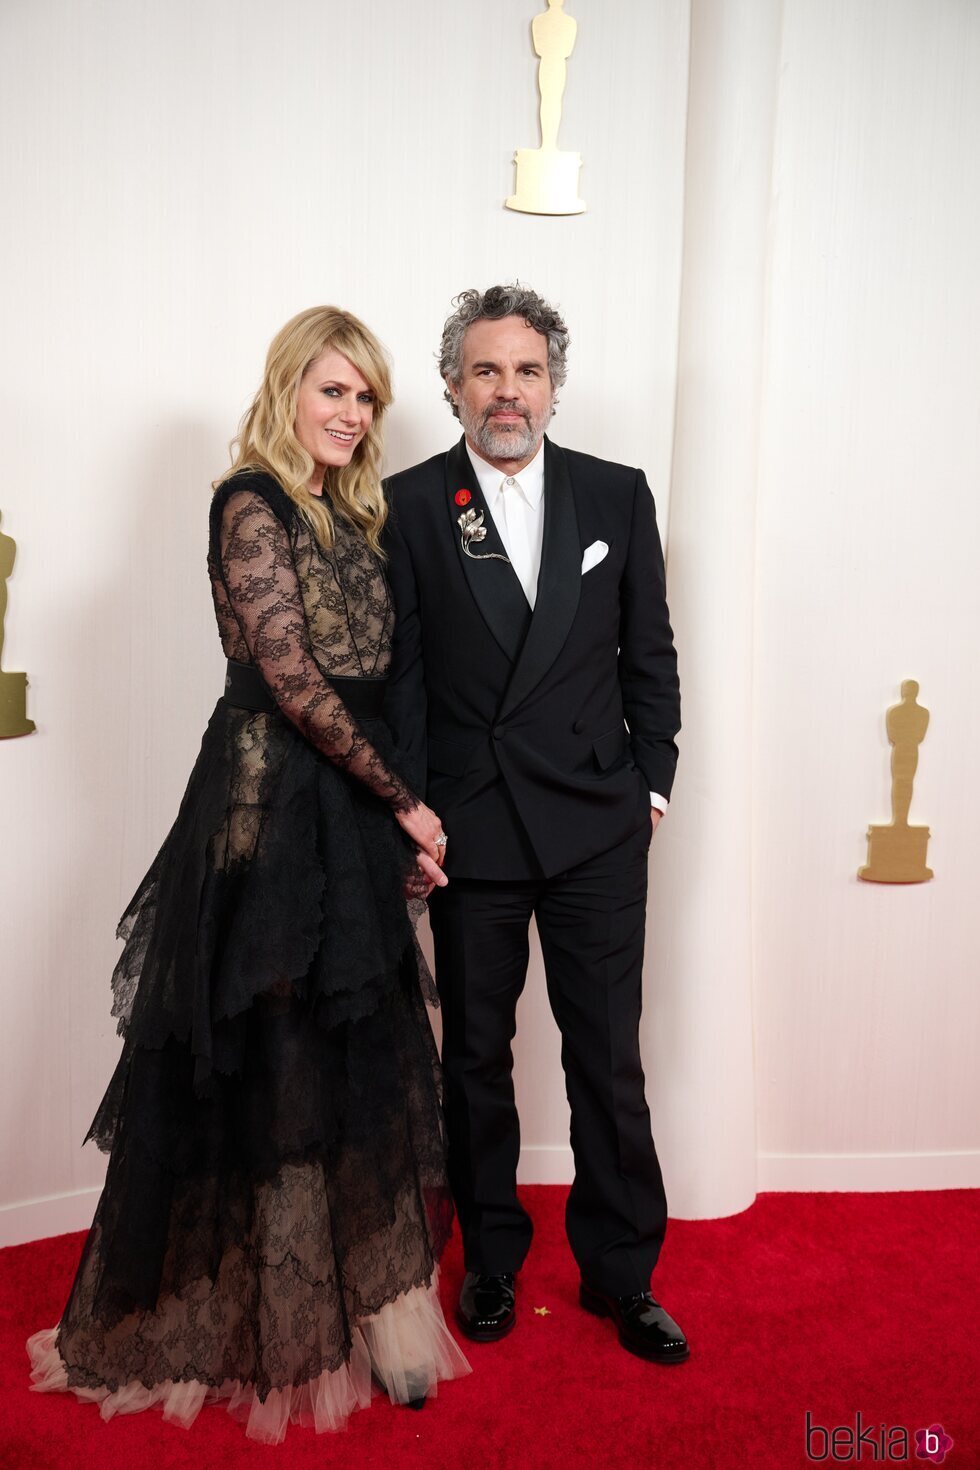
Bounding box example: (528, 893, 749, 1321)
(223, 660, 388, 718)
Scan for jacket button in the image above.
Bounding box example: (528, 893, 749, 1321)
(573, 719, 585, 734)
(493, 724, 506, 740)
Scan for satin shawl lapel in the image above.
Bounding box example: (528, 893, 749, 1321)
(444, 437, 531, 664)
(500, 438, 581, 720)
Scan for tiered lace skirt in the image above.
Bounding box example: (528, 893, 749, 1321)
(27, 700, 468, 1441)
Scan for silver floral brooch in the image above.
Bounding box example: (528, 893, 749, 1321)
(458, 507, 511, 563)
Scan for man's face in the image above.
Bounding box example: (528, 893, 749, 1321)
(449, 315, 555, 470)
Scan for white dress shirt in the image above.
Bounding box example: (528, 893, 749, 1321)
(466, 442, 546, 607)
(465, 442, 668, 815)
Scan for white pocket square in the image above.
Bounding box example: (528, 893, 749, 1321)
(581, 540, 609, 575)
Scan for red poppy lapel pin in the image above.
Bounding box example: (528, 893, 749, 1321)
(455, 488, 472, 507)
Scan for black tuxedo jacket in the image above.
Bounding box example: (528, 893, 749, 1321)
(382, 436, 680, 880)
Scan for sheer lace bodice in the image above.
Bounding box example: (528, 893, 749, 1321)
(208, 477, 416, 813)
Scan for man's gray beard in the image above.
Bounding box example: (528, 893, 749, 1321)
(461, 405, 545, 464)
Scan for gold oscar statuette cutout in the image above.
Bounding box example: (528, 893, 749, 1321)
(506, 0, 586, 216)
(858, 681, 931, 884)
(0, 509, 36, 738)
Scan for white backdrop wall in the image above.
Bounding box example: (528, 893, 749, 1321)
(750, 0, 980, 1188)
(1, 0, 978, 1249)
(0, 0, 691, 1242)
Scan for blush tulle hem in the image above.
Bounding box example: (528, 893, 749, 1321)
(27, 1271, 470, 1444)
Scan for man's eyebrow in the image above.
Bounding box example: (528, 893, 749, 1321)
(468, 359, 546, 371)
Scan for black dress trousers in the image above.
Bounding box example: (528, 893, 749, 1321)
(428, 820, 668, 1297)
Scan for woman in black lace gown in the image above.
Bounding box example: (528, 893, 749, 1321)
(28, 307, 469, 1442)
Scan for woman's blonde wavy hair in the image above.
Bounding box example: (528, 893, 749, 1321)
(216, 306, 393, 556)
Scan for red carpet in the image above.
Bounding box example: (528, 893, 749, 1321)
(1, 1187, 977, 1469)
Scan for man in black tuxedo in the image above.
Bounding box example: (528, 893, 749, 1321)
(383, 285, 688, 1363)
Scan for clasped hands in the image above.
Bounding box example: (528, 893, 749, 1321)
(397, 802, 663, 901)
(396, 801, 449, 899)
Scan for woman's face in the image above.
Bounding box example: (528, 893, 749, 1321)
(294, 348, 375, 488)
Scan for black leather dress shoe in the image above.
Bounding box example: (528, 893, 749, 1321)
(456, 1271, 516, 1341)
(580, 1283, 690, 1363)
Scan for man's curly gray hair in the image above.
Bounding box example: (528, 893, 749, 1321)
(439, 284, 569, 418)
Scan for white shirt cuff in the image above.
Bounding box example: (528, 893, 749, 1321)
(650, 792, 668, 814)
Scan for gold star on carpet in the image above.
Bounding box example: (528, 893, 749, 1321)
(533, 1306, 551, 1316)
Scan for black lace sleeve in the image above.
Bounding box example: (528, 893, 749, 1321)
(218, 487, 419, 813)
